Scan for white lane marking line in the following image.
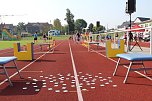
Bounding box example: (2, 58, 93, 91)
(90, 49, 152, 81)
(0, 41, 65, 86)
(69, 41, 83, 101)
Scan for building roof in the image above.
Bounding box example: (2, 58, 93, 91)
(118, 17, 151, 29)
(135, 17, 150, 22)
(136, 19, 152, 24)
(27, 22, 50, 26)
(117, 21, 134, 29)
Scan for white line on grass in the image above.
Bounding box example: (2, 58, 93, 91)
(69, 41, 83, 101)
(0, 41, 64, 86)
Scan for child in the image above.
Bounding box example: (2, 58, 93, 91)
(43, 33, 47, 42)
(33, 32, 38, 43)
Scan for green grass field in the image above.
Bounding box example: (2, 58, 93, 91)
(0, 35, 70, 50)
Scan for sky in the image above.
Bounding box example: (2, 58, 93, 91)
(0, 0, 152, 28)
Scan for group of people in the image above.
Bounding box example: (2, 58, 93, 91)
(123, 32, 144, 44)
(73, 31, 93, 43)
(71, 31, 108, 44)
(71, 31, 145, 44)
(33, 32, 48, 43)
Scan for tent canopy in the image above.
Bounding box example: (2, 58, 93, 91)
(127, 24, 145, 32)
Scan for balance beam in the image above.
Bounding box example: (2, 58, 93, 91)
(0, 56, 22, 86)
(113, 53, 152, 83)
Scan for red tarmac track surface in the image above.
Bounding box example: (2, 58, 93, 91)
(128, 41, 150, 48)
(0, 40, 152, 101)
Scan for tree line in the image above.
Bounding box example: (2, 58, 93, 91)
(16, 8, 106, 35)
(64, 8, 106, 34)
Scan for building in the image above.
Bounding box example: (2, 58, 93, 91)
(0, 23, 15, 34)
(25, 22, 51, 34)
(134, 17, 151, 33)
(117, 21, 134, 30)
(134, 17, 150, 24)
(118, 17, 151, 30)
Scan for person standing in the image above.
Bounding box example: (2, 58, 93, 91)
(42, 33, 47, 42)
(96, 35, 100, 42)
(85, 31, 89, 41)
(115, 32, 119, 41)
(124, 32, 127, 44)
(33, 32, 38, 43)
(76, 31, 81, 43)
(89, 31, 93, 42)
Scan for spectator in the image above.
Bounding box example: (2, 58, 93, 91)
(85, 31, 89, 41)
(134, 33, 137, 41)
(138, 33, 143, 42)
(76, 31, 81, 43)
(42, 33, 47, 42)
(89, 31, 93, 42)
(33, 32, 38, 43)
(129, 32, 133, 42)
(115, 32, 119, 41)
(96, 35, 100, 42)
(124, 33, 127, 44)
(106, 34, 109, 40)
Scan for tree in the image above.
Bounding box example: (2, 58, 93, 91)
(75, 19, 87, 32)
(62, 25, 69, 35)
(16, 22, 26, 36)
(96, 25, 106, 32)
(53, 18, 62, 31)
(41, 24, 51, 34)
(65, 8, 75, 34)
(60, 26, 65, 35)
(88, 23, 94, 32)
(17, 22, 26, 32)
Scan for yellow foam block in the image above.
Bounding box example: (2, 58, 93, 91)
(106, 40, 125, 57)
(14, 43, 34, 60)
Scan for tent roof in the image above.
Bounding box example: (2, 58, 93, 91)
(127, 24, 145, 32)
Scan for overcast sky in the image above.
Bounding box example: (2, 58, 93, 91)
(0, 0, 152, 28)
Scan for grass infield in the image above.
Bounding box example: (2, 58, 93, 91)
(0, 35, 70, 50)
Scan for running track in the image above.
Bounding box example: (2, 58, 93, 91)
(0, 40, 152, 101)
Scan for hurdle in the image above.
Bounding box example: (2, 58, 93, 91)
(87, 42, 100, 52)
(38, 39, 56, 53)
(81, 40, 100, 52)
